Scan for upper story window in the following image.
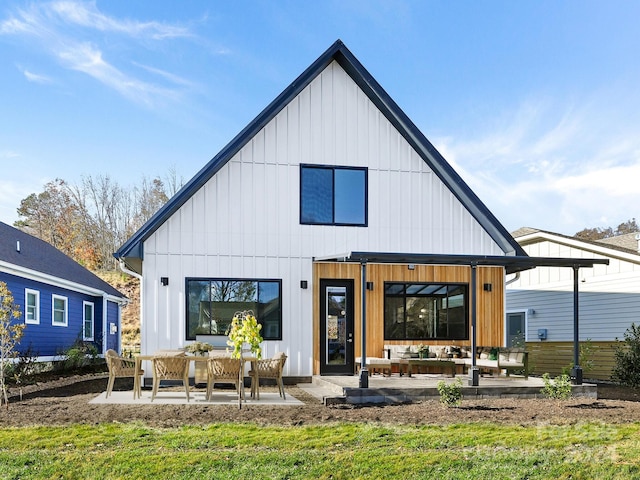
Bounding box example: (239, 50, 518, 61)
(300, 165, 367, 226)
(25, 289, 40, 325)
(52, 294, 68, 327)
(83, 301, 94, 341)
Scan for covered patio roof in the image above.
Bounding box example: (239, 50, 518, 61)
(315, 251, 610, 388)
(314, 251, 610, 274)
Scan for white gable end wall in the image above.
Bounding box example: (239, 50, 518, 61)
(507, 238, 640, 341)
(141, 61, 505, 376)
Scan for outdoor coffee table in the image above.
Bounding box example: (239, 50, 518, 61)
(398, 358, 456, 377)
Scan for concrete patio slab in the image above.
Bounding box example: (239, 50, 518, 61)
(90, 389, 303, 406)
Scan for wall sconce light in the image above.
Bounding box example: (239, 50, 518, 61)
(160, 277, 169, 286)
(483, 283, 492, 292)
(366, 281, 374, 290)
(408, 264, 415, 270)
(527, 308, 536, 316)
(300, 280, 308, 289)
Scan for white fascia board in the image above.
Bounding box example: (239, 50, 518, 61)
(517, 232, 640, 265)
(0, 260, 127, 305)
(313, 252, 352, 262)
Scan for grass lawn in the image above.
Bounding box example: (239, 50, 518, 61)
(0, 422, 639, 479)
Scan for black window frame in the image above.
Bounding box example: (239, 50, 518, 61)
(185, 278, 282, 341)
(299, 164, 368, 226)
(383, 282, 469, 341)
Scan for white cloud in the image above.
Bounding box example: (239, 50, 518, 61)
(0, 1, 195, 108)
(21, 68, 53, 84)
(50, 1, 192, 39)
(434, 91, 640, 235)
(57, 42, 180, 107)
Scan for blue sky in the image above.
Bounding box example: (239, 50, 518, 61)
(1, 1, 639, 236)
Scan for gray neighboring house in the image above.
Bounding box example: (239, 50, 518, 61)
(506, 227, 640, 380)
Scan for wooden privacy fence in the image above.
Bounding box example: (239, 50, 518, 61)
(526, 341, 620, 381)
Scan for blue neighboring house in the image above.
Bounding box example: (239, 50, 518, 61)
(0, 222, 127, 360)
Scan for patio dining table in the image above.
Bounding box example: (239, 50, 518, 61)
(133, 352, 257, 402)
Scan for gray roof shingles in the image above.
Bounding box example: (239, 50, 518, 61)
(0, 222, 125, 299)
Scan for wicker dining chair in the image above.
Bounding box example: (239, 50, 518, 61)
(105, 349, 143, 398)
(206, 356, 243, 407)
(151, 353, 191, 402)
(249, 352, 287, 400)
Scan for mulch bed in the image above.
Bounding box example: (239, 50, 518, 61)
(1, 374, 640, 427)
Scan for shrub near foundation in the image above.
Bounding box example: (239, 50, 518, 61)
(541, 373, 572, 400)
(437, 378, 463, 407)
(613, 323, 640, 388)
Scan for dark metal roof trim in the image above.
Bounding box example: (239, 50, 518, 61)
(114, 39, 525, 268)
(316, 251, 609, 275)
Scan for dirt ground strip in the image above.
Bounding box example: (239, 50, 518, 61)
(2, 374, 640, 428)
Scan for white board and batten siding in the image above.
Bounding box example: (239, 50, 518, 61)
(141, 61, 505, 377)
(507, 237, 640, 342)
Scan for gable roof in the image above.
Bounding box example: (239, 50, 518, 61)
(0, 222, 125, 300)
(115, 39, 526, 273)
(512, 226, 640, 265)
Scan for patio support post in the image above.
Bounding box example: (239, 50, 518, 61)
(468, 262, 480, 386)
(359, 260, 369, 388)
(572, 265, 583, 385)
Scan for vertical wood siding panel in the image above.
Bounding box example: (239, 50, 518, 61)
(321, 65, 334, 164)
(309, 78, 322, 164)
(334, 63, 347, 165)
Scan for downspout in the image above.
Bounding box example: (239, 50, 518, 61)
(118, 260, 143, 355)
(505, 271, 520, 286)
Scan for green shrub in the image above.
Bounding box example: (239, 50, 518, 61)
(437, 378, 463, 407)
(612, 323, 640, 387)
(562, 338, 595, 377)
(541, 373, 572, 400)
(59, 341, 100, 371)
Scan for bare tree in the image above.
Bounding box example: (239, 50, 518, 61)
(0, 282, 24, 408)
(14, 170, 184, 271)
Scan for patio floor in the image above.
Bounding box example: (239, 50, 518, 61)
(311, 373, 598, 405)
(90, 388, 303, 406)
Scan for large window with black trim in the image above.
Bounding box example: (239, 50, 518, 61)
(186, 279, 282, 341)
(384, 283, 469, 340)
(300, 165, 367, 226)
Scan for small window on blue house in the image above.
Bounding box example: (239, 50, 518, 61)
(25, 289, 40, 325)
(52, 295, 68, 327)
(300, 165, 367, 226)
(83, 301, 94, 341)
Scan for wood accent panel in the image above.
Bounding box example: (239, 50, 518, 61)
(526, 341, 619, 381)
(313, 262, 505, 374)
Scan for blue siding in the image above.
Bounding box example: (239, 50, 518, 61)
(106, 300, 120, 352)
(0, 271, 111, 357)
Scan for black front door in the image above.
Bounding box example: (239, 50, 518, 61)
(319, 279, 355, 375)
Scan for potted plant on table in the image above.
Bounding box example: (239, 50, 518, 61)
(185, 341, 214, 356)
(227, 310, 263, 359)
(185, 341, 214, 384)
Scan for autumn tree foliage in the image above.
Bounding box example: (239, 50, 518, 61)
(574, 218, 639, 241)
(14, 171, 182, 270)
